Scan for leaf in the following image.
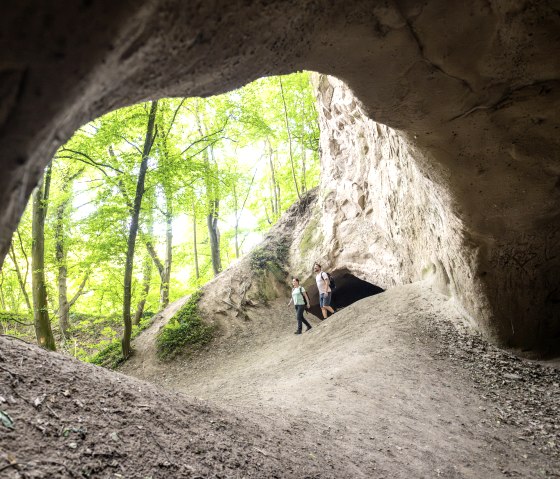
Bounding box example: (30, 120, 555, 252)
(33, 394, 46, 408)
(0, 409, 14, 430)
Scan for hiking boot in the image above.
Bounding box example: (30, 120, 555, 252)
(305, 326, 312, 332)
(294, 331, 302, 335)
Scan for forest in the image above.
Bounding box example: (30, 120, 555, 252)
(0, 72, 319, 365)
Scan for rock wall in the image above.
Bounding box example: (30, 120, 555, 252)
(289, 75, 558, 355)
(290, 76, 475, 310)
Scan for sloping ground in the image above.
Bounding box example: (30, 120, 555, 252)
(122, 283, 560, 478)
(0, 336, 368, 478)
(1, 283, 559, 478)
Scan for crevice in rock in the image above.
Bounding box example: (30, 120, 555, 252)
(305, 269, 384, 319)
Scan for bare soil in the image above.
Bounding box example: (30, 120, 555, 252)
(121, 282, 560, 478)
(1, 283, 559, 478)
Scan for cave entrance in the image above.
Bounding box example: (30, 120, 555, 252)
(305, 270, 384, 319)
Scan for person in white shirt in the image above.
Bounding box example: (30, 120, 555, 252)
(314, 263, 335, 320)
(287, 277, 312, 334)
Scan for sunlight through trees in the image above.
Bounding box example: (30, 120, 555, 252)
(0, 72, 320, 359)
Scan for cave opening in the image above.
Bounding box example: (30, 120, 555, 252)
(305, 269, 384, 319)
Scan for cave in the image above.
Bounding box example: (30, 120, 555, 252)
(305, 270, 384, 319)
(0, 1, 559, 353)
(0, 3, 559, 477)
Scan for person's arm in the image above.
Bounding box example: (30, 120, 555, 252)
(287, 297, 293, 306)
(322, 272, 330, 292)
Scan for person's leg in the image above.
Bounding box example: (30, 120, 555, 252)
(295, 305, 304, 333)
(302, 317, 312, 330)
(319, 294, 328, 319)
(323, 293, 335, 315)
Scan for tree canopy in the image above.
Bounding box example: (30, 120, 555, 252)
(0, 71, 320, 361)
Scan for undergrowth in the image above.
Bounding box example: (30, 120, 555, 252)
(156, 290, 214, 360)
(88, 316, 153, 369)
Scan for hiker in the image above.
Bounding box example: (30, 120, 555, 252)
(314, 263, 335, 320)
(287, 277, 312, 334)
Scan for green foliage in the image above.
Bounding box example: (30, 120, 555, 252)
(250, 239, 289, 273)
(156, 291, 214, 360)
(0, 311, 33, 325)
(88, 316, 153, 369)
(1, 71, 320, 358)
(0, 311, 34, 339)
(249, 239, 290, 303)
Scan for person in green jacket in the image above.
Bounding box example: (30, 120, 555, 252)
(287, 277, 312, 334)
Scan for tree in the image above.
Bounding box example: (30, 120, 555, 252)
(8, 229, 32, 312)
(122, 100, 158, 359)
(31, 165, 56, 351)
(54, 166, 89, 338)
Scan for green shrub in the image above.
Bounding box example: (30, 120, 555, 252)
(88, 338, 123, 369)
(88, 316, 153, 369)
(156, 290, 214, 360)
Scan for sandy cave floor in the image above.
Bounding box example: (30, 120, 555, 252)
(0, 283, 559, 478)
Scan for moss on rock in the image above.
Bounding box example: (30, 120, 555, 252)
(155, 290, 214, 361)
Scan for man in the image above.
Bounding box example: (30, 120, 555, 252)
(314, 263, 335, 320)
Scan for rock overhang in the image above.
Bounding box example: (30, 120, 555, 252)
(0, 0, 558, 354)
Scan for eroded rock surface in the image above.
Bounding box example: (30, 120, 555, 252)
(0, 1, 559, 352)
(293, 74, 559, 354)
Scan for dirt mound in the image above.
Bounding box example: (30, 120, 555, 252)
(0, 336, 368, 478)
(1, 282, 559, 477)
(123, 283, 560, 478)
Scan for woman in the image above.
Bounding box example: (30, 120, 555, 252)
(287, 277, 312, 334)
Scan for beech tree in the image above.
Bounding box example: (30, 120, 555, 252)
(122, 100, 158, 359)
(0, 72, 320, 359)
(31, 166, 56, 350)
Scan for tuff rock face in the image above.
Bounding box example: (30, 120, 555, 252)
(292, 76, 487, 337)
(0, 1, 559, 353)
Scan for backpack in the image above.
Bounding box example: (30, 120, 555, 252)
(299, 287, 309, 306)
(325, 272, 336, 291)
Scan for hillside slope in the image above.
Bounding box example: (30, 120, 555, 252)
(121, 282, 560, 478)
(0, 334, 370, 478)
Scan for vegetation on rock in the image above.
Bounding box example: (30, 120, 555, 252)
(156, 291, 214, 360)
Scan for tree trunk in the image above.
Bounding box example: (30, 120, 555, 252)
(279, 77, 301, 200)
(300, 94, 308, 194)
(135, 209, 154, 324)
(122, 100, 158, 359)
(0, 271, 6, 310)
(144, 204, 172, 311)
(9, 242, 32, 311)
(32, 165, 56, 351)
(233, 183, 240, 259)
(192, 198, 200, 279)
(55, 197, 70, 337)
(207, 200, 221, 276)
(133, 254, 152, 325)
(160, 191, 173, 309)
(301, 143, 307, 194)
(267, 139, 279, 220)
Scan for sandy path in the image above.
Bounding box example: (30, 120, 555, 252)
(122, 283, 560, 478)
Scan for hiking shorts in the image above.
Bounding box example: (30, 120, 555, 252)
(320, 292, 331, 308)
